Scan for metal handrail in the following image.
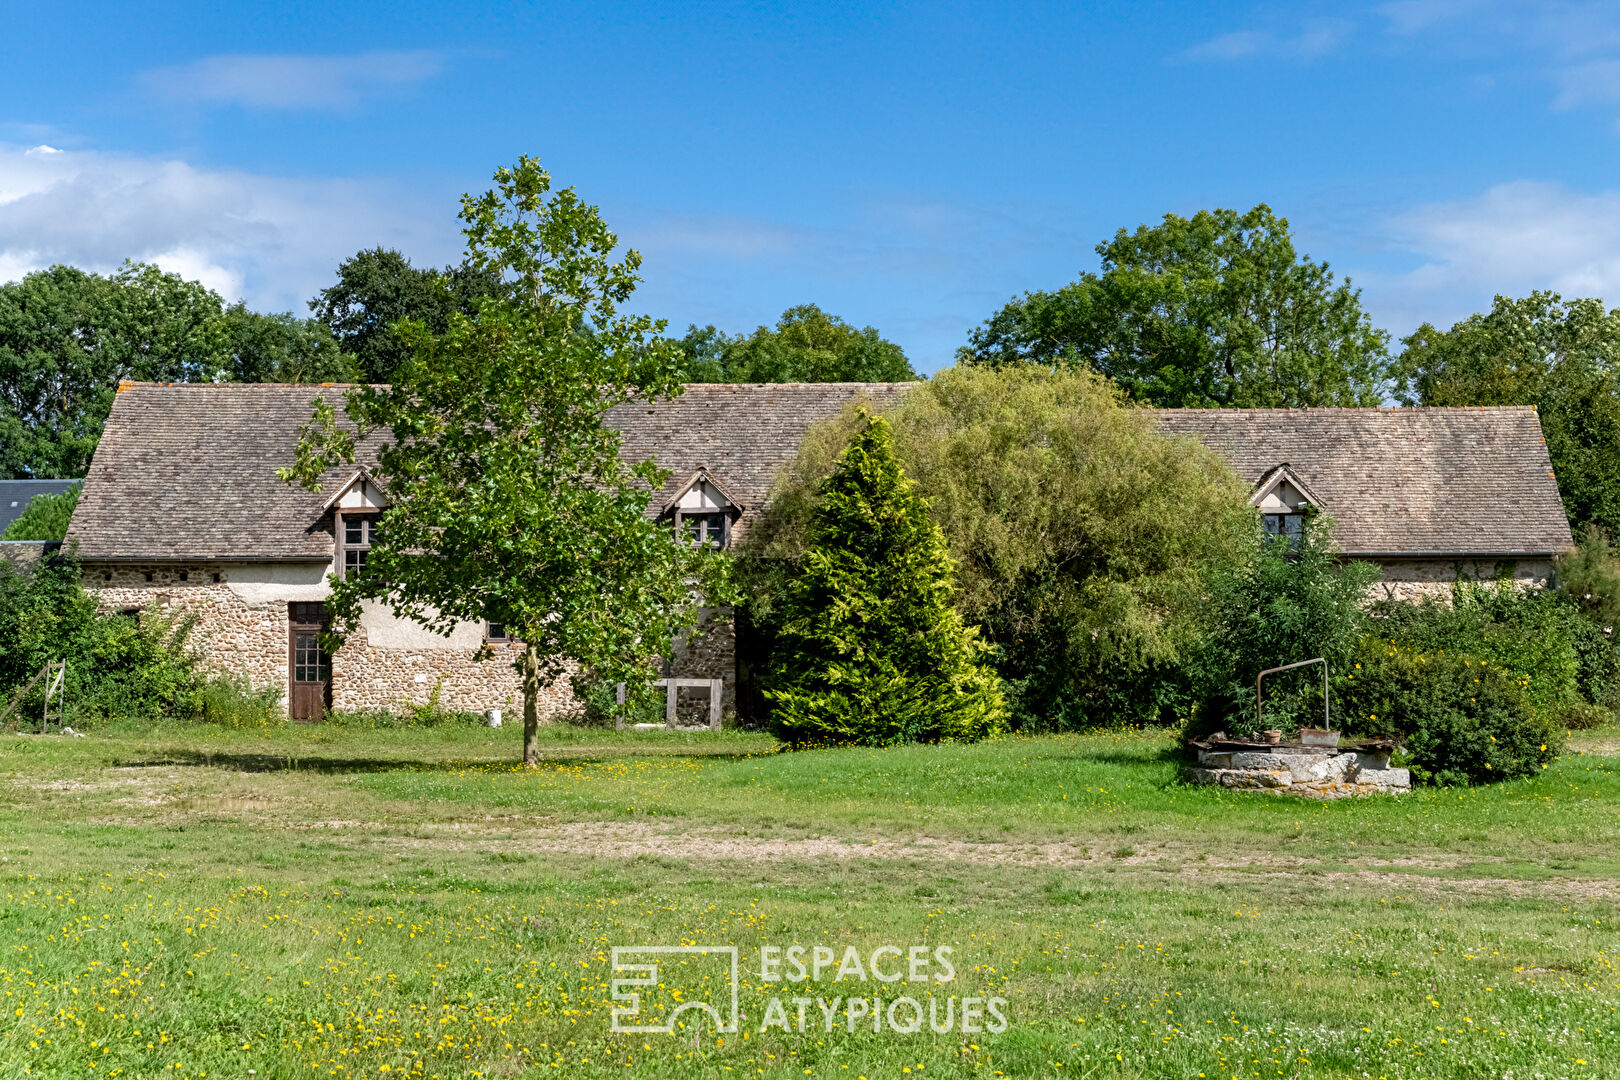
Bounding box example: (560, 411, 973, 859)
(1256, 657, 1329, 731)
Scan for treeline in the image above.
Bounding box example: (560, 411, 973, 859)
(0, 250, 919, 481)
(9, 201, 1620, 544)
(959, 204, 1620, 541)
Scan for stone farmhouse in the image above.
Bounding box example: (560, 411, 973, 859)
(63, 382, 1572, 722)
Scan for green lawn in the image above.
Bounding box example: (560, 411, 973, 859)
(0, 723, 1616, 1079)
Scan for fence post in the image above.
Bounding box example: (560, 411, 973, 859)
(709, 679, 722, 731)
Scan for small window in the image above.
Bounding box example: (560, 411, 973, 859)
(342, 515, 378, 579)
(682, 513, 727, 549)
(1263, 512, 1304, 547)
(486, 621, 512, 644)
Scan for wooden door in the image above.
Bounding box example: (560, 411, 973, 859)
(288, 602, 331, 721)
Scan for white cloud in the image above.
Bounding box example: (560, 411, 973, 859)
(139, 51, 443, 111)
(1372, 180, 1620, 330)
(0, 142, 457, 312)
(1183, 19, 1354, 62)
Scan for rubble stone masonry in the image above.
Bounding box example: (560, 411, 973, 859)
(85, 563, 575, 719)
(1370, 558, 1555, 603)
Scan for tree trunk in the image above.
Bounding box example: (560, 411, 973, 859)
(522, 643, 540, 767)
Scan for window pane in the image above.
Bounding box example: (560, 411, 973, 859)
(345, 549, 366, 578)
(487, 622, 507, 642)
(345, 518, 364, 545)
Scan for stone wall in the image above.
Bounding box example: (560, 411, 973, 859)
(84, 562, 577, 719)
(1183, 744, 1410, 798)
(1369, 558, 1556, 603)
(667, 607, 737, 724)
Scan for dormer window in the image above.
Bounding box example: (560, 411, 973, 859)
(1250, 464, 1323, 551)
(684, 513, 727, 548)
(662, 467, 743, 552)
(1262, 513, 1304, 546)
(342, 515, 377, 579)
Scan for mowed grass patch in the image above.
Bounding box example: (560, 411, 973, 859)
(344, 729, 1620, 870)
(0, 723, 1617, 1078)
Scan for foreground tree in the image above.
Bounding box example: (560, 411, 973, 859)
(750, 365, 1252, 728)
(283, 158, 716, 764)
(960, 205, 1392, 408)
(677, 304, 918, 383)
(1396, 292, 1620, 536)
(309, 247, 508, 384)
(763, 414, 1006, 745)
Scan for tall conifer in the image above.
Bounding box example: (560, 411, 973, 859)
(767, 414, 1006, 745)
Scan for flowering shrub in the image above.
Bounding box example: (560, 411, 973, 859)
(1340, 639, 1562, 785)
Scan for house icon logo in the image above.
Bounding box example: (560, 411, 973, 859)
(610, 945, 740, 1034)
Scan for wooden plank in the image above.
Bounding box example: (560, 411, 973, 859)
(709, 678, 722, 730)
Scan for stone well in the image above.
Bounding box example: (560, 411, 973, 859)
(1182, 735, 1410, 798)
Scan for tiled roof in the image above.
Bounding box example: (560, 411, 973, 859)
(609, 383, 911, 541)
(67, 381, 909, 561)
(67, 385, 1572, 562)
(67, 383, 369, 562)
(1154, 407, 1573, 556)
(0, 480, 77, 534)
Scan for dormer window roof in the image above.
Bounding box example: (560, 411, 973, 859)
(322, 468, 389, 513)
(661, 467, 742, 549)
(1251, 464, 1323, 547)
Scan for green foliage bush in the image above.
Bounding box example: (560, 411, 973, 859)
(1188, 514, 1379, 739)
(1339, 640, 1562, 785)
(1554, 701, 1613, 730)
(748, 364, 1253, 730)
(763, 415, 1007, 746)
(0, 550, 284, 728)
(194, 672, 284, 730)
(1364, 583, 1582, 713)
(1558, 526, 1620, 631)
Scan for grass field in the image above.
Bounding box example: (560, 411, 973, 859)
(0, 722, 1616, 1079)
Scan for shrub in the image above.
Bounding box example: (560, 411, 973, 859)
(0, 550, 287, 729)
(1188, 514, 1380, 739)
(1558, 526, 1620, 628)
(1339, 639, 1563, 785)
(0, 553, 208, 726)
(194, 672, 283, 730)
(763, 414, 1006, 746)
(1365, 582, 1581, 713)
(1554, 701, 1613, 730)
(747, 364, 1253, 729)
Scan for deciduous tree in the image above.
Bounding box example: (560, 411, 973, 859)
(0, 263, 229, 478)
(282, 158, 720, 765)
(960, 205, 1392, 408)
(677, 304, 917, 383)
(309, 248, 507, 384)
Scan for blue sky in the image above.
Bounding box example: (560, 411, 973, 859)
(4, 1, 1620, 372)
